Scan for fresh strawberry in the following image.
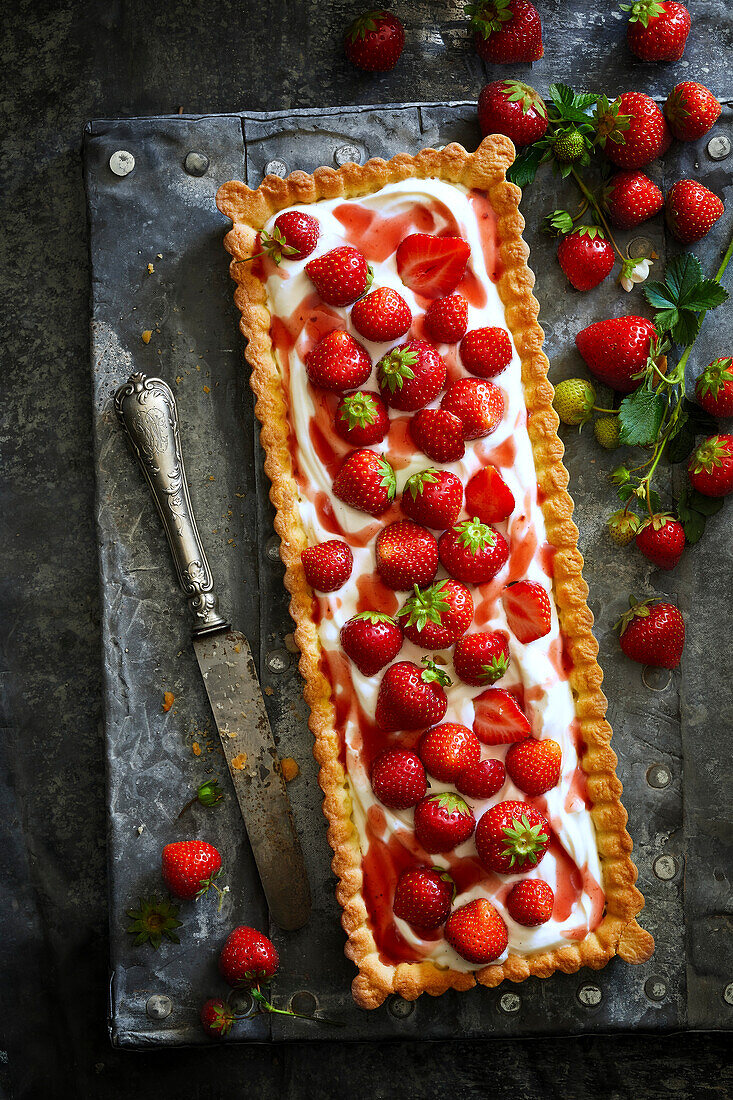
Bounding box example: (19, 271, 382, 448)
(340, 611, 403, 676)
(261, 211, 319, 263)
(665, 81, 722, 141)
(200, 998, 236, 1039)
(392, 867, 454, 929)
(344, 9, 405, 71)
(477, 80, 548, 145)
(505, 738, 562, 796)
(375, 520, 439, 590)
(616, 597, 685, 668)
(557, 227, 615, 292)
(441, 378, 505, 439)
(460, 327, 513, 378)
(695, 358, 733, 417)
(467, 0, 543, 63)
(219, 926, 279, 988)
(635, 513, 685, 570)
(553, 378, 596, 427)
(161, 840, 222, 901)
(623, 0, 691, 62)
(464, 466, 515, 524)
(603, 171, 664, 230)
(371, 748, 427, 809)
(377, 339, 446, 411)
(472, 687, 531, 744)
(456, 758, 506, 800)
(414, 792, 476, 853)
(501, 580, 552, 643)
(687, 434, 733, 497)
(333, 449, 396, 516)
(665, 180, 724, 244)
(454, 631, 510, 686)
(398, 580, 474, 649)
(475, 799, 550, 874)
(375, 658, 451, 731)
(305, 329, 372, 391)
(418, 722, 481, 783)
(396, 234, 471, 299)
(409, 408, 466, 462)
(595, 416, 621, 450)
(424, 294, 469, 343)
(575, 316, 657, 394)
(445, 897, 509, 964)
(401, 468, 463, 529)
(598, 92, 671, 169)
(351, 286, 412, 342)
(506, 879, 554, 926)
(439, 519, 509, 585)
(301, 539, 353, 591)
(608, 509, 640, 547)
(335, 390, 390, 446)
(305, 245, 370, 306)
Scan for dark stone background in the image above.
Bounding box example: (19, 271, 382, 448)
(0, 1, 731, 1096)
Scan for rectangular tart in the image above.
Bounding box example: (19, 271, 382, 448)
(216, 137, 654, 1009)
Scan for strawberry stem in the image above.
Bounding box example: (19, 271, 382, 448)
(569, 167, 626, 262)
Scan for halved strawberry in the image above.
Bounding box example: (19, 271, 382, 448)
(454, 631, 510, 687)
(371, 748, 427, 809)
(340, 612, 403, 676)
(301, 540, 353, 591)
(351, 286, 412, 342)
(396, 234, 471, 299)
(464, 466, 515, 524)
(375, 658, 451, 732)
(409, 408, 465, 463)
(472, 687, 531, 745)
(505, 738, 562, 796)
(418, 722, 481, 783)
(333, 449, 396, 516)
(305, 329, 372, 391)
(335, 390, 390, 446)
(438, 518, 509, 584)
(441, 378, 505, 439)
(393, 867, 454, 930)
(375, 520, 439, 591)
(401, 468, 463, 529)
(397, 579, 474, 649)
(377, 339, 446, 411)
(305, 245, 370, 306)
(501, 581, 551, 643)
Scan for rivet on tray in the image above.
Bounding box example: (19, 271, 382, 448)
(264, 159, 288, 179)
(577, 984, 602, 1008)
(646, 763, 672, 789)
(627, 235, 655, 259)
(109, 150, 135, 177)
(387, 995, 415, 1019)
(266, 649, 290, 673)
(229, 990, 256, 1016)
(499, 992, 521, 1014)
(641, 665, 672, 692)
(644, 976, 667, 1002)
(184, 151, 210, 177)
(266, 535, 282, 563)
(145, 994, 172, 1019)
(334, 143, 363, 167)
(707, 134, 731, 161)
(653, 854, 678, 881)
(723, 982, 733, 1006)
(290, 990, 318, 1016)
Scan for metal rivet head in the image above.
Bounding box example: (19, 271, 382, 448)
(266, 649, 290, 673)
(266, 535, 282, 563)
(334, 143, 363, 167)
(264, 159, 288, 178)
(707, 135, 731, 161)
(723, 982, 733, 1006)
(290, 991, 318, 1016)
(628, 235, 655, 259)
(653, 854, 678, 881)
(499, 992, 521, 1014)
(184, 151, 210, 177)
(577, 984, 602, 1007)
(387, 995, 415, 1019)
(109, 150, 135, 177)
(644, 976, 668, 1002)
(146, 994, 172, 1019)
(647, 763, 672, 789)
(642, 665, 672, 692)
(229, 991, 255, 1015)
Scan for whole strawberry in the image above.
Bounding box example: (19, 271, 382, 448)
(375, 658, 451, 731)
(414, 792, 476, 853)
(377, 340, 446, 411)
(635, 513, 685, 570)
(603, 171, 664, 230)
(396, 234, 471, 299)
(161, 840, 222, 901)
(472, 687, 531, 744)
(333, 449, 396, 516)
(445, 898, 509, 964)
(261, 211, 319, 262)
(397, 580, 474, 649)
(616, 597, 685, 668)
(464, 466, 515, 524)
(506, 879, 554, 926)
(351, 286, 411, 342)
(477, 80, 548, 146)
(371, 748, 427, 809)
(393, 867, 454, 930)
(460, 327, 513, 379)
(219, 926, 279, 988)
(665, 180, 724, 244)
(344, 10, 405, 71)
(306, 245, 370, 306)
(598, 92, 671, 169)
(501, 580, 552, 643)
(410, 408, 466, 462)
(305, 330, 372, 393)
(340, 611, 403, 676)
(557, 227, 614, 292)
(695, 358, 733, 417)
(595, 416, 621, 451)
(688, 434, 733, 497)
(335, 390, 390, 446)
(665, 81, 722, 141)
(418, 722, 482, 783)
(467, 0, 543, 63)
(424, 295, 469, 343)
(456, 758, 506, 800)
(505, 738, 562, 796)
(608, 509, 640, 547)
(553, 378, 596, 426)
(200, 998, 236, 1039)
(441, 378, 505, 439)
(401, 469, 463, 529)
(375, 520, 439, 590)
(301, 540, 353, 592)
(553, 129, 585, 164)
(453, 631, 511, 686)
(622, 0, 691, 61)
(475, 799, 550, 874)
(439, 519, 509, 584)
(575, 316, 657, 393)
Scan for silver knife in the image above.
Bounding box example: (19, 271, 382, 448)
(114, 372, 311, 931)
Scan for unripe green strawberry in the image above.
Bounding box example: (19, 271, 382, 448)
(554, 128, 584, 163)
(594, 415, 620, 450)
(607, 509, 640, 547)
(552, 378, 596, 426)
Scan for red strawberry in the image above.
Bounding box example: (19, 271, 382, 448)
(635, 513, 685, 570)
(557, 227, 615, 292)
(377, 339, 446, 411)
(616, 597, 685, 668)
(219, 926, 279, 988)
(398, 580, 474, 649)
(506, 879, 554, 926)
(401, 468, 463, 529)
(375, 658, 451, 731)
(424, 294, 469, 343)
(456, 758, 506, 800)
(261, 211, 319, 263)
(161, 840, 222, 901)
(665, 81, 722, 141)
(414, 792, 475, 853)
(409, 408, 466, 462)
(344, 9, 405, 71)
(333, 449, 396, 516)
(468, 0, 543, 63)
(340, 611, 403, 676)
(335, 390, 390, 446)
(351, 286, 412, 342)
(688, 434, 733, 497)
(301, 539, 353, 592)
(472, 687, 531, 744)
(603, 171, 664, 230)
(439, 519, 509, 585)
(460, 327, 513, 379)
(624, 0, 691, 61)
(505, 738, 562, 796)
(475, 800, 550, 874)
(465, 466, 515, 524)
(371, 748, 427, 809)
(695, 358, 733, 417)
(200, 998, 236, 1039)
(665, 180, 724, 244)
(575, 316, 657, 394)
(305, 330, 372, 391)
(454, 631, 510, 687)
(598, 92, 672, 169)
(393, 867, 454, 930)
(305, 245, 370, 306)
(375, 520, 439, 591)
(501, 580, 552, 643)
(396, 234, 471, 299)
(445, 897, 508, 964)
(441, 378, 505, 439)
(418, 723, 481, 783)
(477, 80, 548, 146)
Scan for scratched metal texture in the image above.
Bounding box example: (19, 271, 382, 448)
(85, 95, 732, 1047)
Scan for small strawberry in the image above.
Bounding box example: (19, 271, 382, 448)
(502, 580, 552, 644)
(557, 227, 615, 292)
(371, 748, 427, 809)
(377, 339, 446, 411)
(375, 658, 451, 731)
(333, 449, 396, 516)
(477, 80, 548, 146)
(616, 596, 685, 668)
(259, 211, 319, 263)
(161, 840, 223, 901)
(553, 378, 596, 426)
(506, 879, 554, 926)
(595, 416, 621, 451)
(335, 390, 390, 446)
(603, 171, 664, 230)
(439, 519, 509, 585)
(375, 520, 439, 591)
(301, 539, 353, 592)
(472, 687, 531, 744)
(456, 758, 506, 800)
(344, 9, 405, 71)
(340, 611, 403, 676)
(665, 81, 722, 141)
(219, 926, 279, 988)
(553, 128, 585, 164)
(396, 234, 471, 299)
(419, 722, 481, 783)
(305, 329, 372, 391)
(695, 358, 733, 417)
(424, 294, 469, 343)
(454, 631, 511, 687)
(441, 378, 505, 439)
(305, 245, 370, 306)
(635, 513, 685, 570)
(398, 580, 474, 649)
(622, 0, 691, 62)
(464, 466, 515, 524)
(460, 327, 513, 379)
(445, 897, 509, 964)
(393, 867, 454, 929)
(351, 286, 412, 342)
(597, 92, 671, 169)
(608, 509, 640, 547)
(665, 180, 724, 244)
(401, 468, 463, 529)
(505, 738, 562, 796)
(575, 316, 657, 394)
(409, 408, 466, 462)
(200, 998, 236, 1039)
(475, 799, 550, 874)
(687, 434, 733, 497)
(467, 0, 543, 63)
(414, 792, 476, 853)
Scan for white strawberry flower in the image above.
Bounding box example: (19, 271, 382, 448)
(619, 255, 653, 292)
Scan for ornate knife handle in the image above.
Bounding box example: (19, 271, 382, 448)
(114, 373, 230, 636)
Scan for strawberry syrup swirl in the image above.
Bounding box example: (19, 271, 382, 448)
(264, 179, 605, 970)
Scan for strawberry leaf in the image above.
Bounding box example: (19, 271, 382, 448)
(676, 482, 723, 544)
(507, 143, 545, 188)
(618, 388, 666, 446)
(679, 280, 728, 312)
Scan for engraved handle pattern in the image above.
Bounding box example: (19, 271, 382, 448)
(114, 373, 230, 635)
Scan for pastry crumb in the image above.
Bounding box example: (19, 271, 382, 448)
(231, 752, 248, 770)
(162, 691, 175, 712)
(192, 741, 202, 756)
(203, 385, 210, 394)
(147, 262, 154, 274)
(281, 757, 300, 782)
(264, 686, 273, 696)
(141, 330, 153, 344)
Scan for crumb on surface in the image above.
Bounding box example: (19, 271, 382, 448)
(231, 753, 248, 770)
(147, 262, 154, 274)
(281, 757, 300, 782)
(192, 741, 202, 756)
(141, 330, 152, 344)
(264, 686, 273, 696)
(162, 691, 175, 712)
(203, 385, 210, 394)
